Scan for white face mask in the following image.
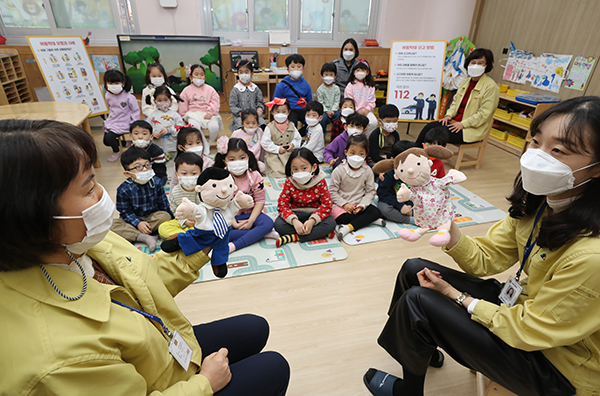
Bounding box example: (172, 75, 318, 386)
(179, 174, 199, 190)
(520, 148, 598, 196)
(343, 51, 355, 61)
(305, 117, 319, 127)
(186, 146, 204, 155)
(292, 171, 312, 184)
(289, 70, 303, 79)
(156, 102, 171, 112)
(192, 78, 205, 87)
(322, 76, 335, 85)
(107, 84, 123, 95)
(274, 113, 288, 123)
(53, 185, 115, 255)
(239, 74, 252, 84)
(133, 139, 150, 148)
(244, 126, 257, 134)
(383, 122, 398, 132)
(546, 195, 578, 212)
(341, 108, 354, 117)
(132, 169, 155, 185)
(227, 160, 249, 176)
(150, 77, 165, 86)
(468, 64, 486, 78)
(354, 71, 367, 81)
(347, 155, 365, 168)
(347, 127, 362, 136)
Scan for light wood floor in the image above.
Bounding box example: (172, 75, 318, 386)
(91, 118, 522, 396)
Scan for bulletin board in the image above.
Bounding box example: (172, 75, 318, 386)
(27, 36, 108, 117)
(387, 41, 446, 122)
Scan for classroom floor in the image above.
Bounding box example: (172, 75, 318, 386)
(91, 116, 522, 396)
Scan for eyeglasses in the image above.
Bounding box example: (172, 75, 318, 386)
(128, 163, 152, 172)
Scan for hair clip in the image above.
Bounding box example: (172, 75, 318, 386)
(216, 136, 229, 155)
(265, 97, 286, 111)
(174, 124, 192, 131)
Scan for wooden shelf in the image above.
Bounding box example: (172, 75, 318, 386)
(489, 135, 524, 156)
(0, 48, 33, 106)
(493, 116, 530, 131)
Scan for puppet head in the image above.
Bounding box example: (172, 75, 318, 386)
(194, 167, 238, 208)
(372, 146, 453, 186)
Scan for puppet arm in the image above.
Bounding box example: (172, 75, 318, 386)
(447, 169, 467, 184)
(396, 184, 411, 203)
(234, 191, 254, 209)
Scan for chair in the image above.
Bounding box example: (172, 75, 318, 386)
(475, 372, 517, 396)
(116, 133, 132, 152)
(449, 127, 492, 170)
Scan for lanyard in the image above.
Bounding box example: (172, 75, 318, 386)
(516, 202, 547, 282)
(111, 299, 173, 340)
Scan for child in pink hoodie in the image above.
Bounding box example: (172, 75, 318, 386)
(344, 59, 378, 136)
(178, 64, 220, 156)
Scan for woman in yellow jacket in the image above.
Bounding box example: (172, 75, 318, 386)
(365, 97, 600, 396)
(0, 120, 289, 396)
(415, 48, 500, 146)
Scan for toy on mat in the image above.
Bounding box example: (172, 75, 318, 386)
(373, 146, 466, 247)
(160, 167, 254, 278)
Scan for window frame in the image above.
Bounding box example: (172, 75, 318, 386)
(0, 0, 138, 46)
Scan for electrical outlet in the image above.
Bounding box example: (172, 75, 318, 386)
(502, 48, 509, 54)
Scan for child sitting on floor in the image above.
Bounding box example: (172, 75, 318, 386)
(231, 109, 265, 172)
(171, 126, 215, 188)
(324, 113, 369, 169)
(377, 140, 417, 225)
(369, 104, 400, 164)
(423, 126, 449, 178)
(158, 152, 203, 239)
(261, 98, 302, 178)
(301, 101, 325, 162)
(274, 148, 336, 247)
(215, 136, 278, 253)
(129, 120, 167, 186)
(330, 98, 356, 141)
(329, 134, 386, 239)
(110, 147, 173, 251)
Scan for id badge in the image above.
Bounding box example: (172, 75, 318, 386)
(169, 331, 193, 371)
(498, 276, 523, 307)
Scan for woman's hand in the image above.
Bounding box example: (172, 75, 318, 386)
(417, 268, 456, 297)
(440, 115, 452, 126)
(448, 121, 464, 133)
(199, 348, 231, 393)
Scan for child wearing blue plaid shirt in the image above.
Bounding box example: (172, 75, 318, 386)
(110, 147, 173, 251)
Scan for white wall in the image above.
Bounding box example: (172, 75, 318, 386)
(134, 0, 204, 35)
(377, 0, 476, 48)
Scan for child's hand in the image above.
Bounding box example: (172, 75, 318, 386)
(204, 113, 213, 120)
(354, 205, 364, 214)
(159, 128, 168, 137)
(152, 131, 161, 139)
(278, 146, 287, 154)
(342, 203, 355, 213)
(232, 218, 241, 229)
(329, 157, 339, 167)
(292, 218, 305, 235)
(326, 111, 334, 118)
(238, 218, 254, 230)
(379, 173, 385, 182)
(257, 108, 264, 116)
(401, 205, 413, 216)
(304, 218, 315, 234)
(184, 219, 196, 227)
(287, 143, 294, 151)
(137, 221, 151, 234)
(358, 109, 368, 116)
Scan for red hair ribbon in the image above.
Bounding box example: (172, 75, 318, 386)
(174, 124, 193, 131)
(265, 97, 286, 111)
(355, 59, 370, 68)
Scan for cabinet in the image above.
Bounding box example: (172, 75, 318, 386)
(489, 93, 556, 156)
(0, 48, 34, 105)
(374, 77, 388, 115)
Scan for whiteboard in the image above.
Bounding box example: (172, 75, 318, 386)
(387, 41, 446, 122)
(27, 36, 108, 117)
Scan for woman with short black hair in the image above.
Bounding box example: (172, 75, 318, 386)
(333, 38, 360, 93)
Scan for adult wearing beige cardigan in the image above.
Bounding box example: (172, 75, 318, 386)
(415, 48, 500, 146)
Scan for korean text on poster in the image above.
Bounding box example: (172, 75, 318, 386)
(27, 36, 108, 117)
(388, 41, 446, 122)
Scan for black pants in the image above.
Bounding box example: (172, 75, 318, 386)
(415, 107, 423, 120)
(335, 204, 381, 231)
(288, 109, 307, 135)
(427, 107, 436, 120)
(103, 130, 123, 153)
(377, 258, 575, 396)
(415, 121, 465, 146)
(274, 211, 336, 242)
(193, 314, 290, 396)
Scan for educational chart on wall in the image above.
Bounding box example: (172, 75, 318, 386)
(502, 49, 573, 94)
(27, 36, 108, 117)
(565, 55, 596, 91)
(388, 41, 446, 122)
(502, 49, 534, 84)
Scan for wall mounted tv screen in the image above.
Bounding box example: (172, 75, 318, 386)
(117, 35, 223, 94)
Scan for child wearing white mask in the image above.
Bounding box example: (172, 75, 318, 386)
(330, 97, 356, 141)
(272, 54, 313, 134)
(214, 137, 278, 253)
(344, 59, 379, 136)
(301, 101, 325, 162)
(148, 86, 184, 159)
(129, 120, 167, 185)
(141, 63, 179, 119)
(329, 134, 385, 239)
(274, 148, 336, 247)
(102, 70, 140, 162)
(158, 152, 204, 239)
(369, 104, 401, 164)
(170, 127, 214, 188)
(261, 98, 302, 177)
(231, 109, 266, 172)
(229, 60, 266, 132)
(110, 147, 173, 252)
(179, 64, 221, 153)
(324, 112, 369, 169)
(316, 62, 341, 134)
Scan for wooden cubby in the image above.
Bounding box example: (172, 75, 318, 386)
(0, 48, 34, 105)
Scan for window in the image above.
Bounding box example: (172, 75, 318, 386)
(0, 0, 137, 45)
(203, 0, 378, 46)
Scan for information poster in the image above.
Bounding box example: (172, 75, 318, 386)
(27, 36, 108, 117)
(565, 55, 596, 91)
(388, 41, 446, 122)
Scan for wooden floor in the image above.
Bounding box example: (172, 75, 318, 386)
(92, 118, 522, 396)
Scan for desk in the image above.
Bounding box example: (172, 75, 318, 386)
(0, 102, 100, 168)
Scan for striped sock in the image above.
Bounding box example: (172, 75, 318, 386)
(348, 224, 355, 232)
(327, 230, 336, 239)
(276, 234, 299, 247)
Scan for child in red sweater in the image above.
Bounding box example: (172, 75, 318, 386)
(275, 148, 336, 247)
(423, 127, 448, 178)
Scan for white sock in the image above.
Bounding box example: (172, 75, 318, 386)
(264, 229, 280, 239)
(371, 218, 386, 227)
(229, 242, 236, 253)
(137, 234, 157, 251)
(337, 225, 351, 239)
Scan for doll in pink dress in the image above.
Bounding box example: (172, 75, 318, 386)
(373, 146, 466, 246)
